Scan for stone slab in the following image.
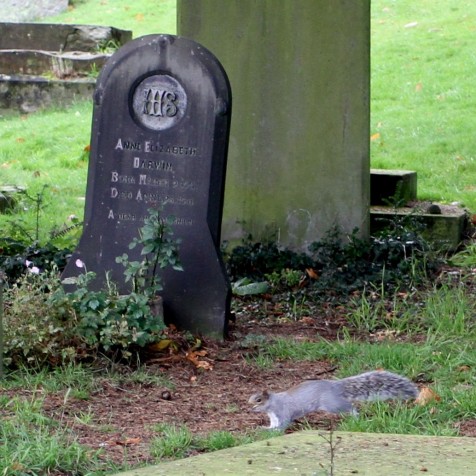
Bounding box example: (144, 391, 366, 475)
(0, 23, 132, 52)
(371, 168, 417, 205)
(0, 49, 109, 77)
(0, 73, 95, 113)
(370, 206, 467, 250)
(114, 431, 476, 475)
(62, 34, 232, 338)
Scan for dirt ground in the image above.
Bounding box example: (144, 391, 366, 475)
(4, 296, 476, 469)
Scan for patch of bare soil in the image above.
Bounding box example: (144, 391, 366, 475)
(2, 296, 475, 470)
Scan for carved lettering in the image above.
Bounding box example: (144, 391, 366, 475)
(142, 88, 178, 117)
(111, 171, 136, 184)
(133, 157, 174, 171)
(115, 138, 141, 150)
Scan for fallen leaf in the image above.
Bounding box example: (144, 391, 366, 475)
(415, 82, 423, 92)
(415, 387, 441, 405)
(148, 339, 175, 352)
(186, 350, 212, 370)
(306, 268, 319, 279)
(135, 13, 144, 21)
(16, 137, 25, 143)
(196, 360, 213, 370)
(457, 365, 471, 372)
(404, 21, 418, 28)
(123, 437, 142, 446)
(370, 132, 381, 141)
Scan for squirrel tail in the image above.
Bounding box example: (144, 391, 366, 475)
(340, 370, 418, 402)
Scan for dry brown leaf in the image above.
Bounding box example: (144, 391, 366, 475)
(457, 365, 471, 372)
(196, 360, 213, 370)
(306, 268, 319, 279)
(415, 82, 423, 92)
(370, 132, 381, 141)
(121, 437, 142, 446)
(186, 350, 213, 370)
(135, 13, 144, 21)
(415, 387, 441, 405)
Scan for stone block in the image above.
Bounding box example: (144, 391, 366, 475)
(370, 168, 417, 205)
(0, 23, 132, 52)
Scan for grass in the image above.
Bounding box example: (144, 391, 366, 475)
(1, 0, 475, 240)
(1, 396, 102, 475)
(1, 0, 476, 473)
(371, 0, 476, 209)
(44, 0, 176, 38)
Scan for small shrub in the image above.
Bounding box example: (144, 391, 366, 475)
(2, 269, 80, 368)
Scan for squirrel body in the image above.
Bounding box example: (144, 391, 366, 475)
(248, 370, 418, 430)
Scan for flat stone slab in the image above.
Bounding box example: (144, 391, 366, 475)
(0, 23, 132, 52)
(114, 431, 476, 475)
(0, 73, 95, 112)
(371, 204, 468, 250)
(0, 49, 109, 77)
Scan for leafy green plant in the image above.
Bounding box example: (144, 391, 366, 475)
(58, 268, 165, 356)
(116, 208, 183, 299)
(57, 208, 183, 358)
(223, 234, 313, 281)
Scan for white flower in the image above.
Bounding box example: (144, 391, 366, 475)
(75, 259, 85, 268)
(29, 266, 40, 274)
(25, 260, 32, 267)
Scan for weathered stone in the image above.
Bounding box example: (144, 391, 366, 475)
(0, 23, 132, 52)
(0, 0, 68, 22)
(0, 73, 95, 113)
(0, 50, 109, 77)
(370, 205, 467, 250)
(178, 0, 370, 249)
(62, 35, 232, 338)
(0, 185, 25, 213)
(371, 169, 417, 205)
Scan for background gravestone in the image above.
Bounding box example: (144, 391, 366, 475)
(62, 35, 232, 338)
(178, 0, 370, 249)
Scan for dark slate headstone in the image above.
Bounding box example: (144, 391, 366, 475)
(62, 34, 232, 338)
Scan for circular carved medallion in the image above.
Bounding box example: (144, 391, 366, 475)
(132, 74, 187, 131)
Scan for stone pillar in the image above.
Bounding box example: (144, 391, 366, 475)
(178, 0, 370, 249)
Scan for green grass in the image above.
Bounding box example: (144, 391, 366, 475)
(1, 1, 476, 473)
(1, 0, 475, 240)
(1, 396, 101, 475)
(43, 0, 176, 37)
(371, 0, 476, 209)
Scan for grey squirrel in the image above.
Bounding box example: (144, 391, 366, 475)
(248, 370, 419, 430)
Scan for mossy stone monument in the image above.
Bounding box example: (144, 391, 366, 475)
(178, 0, 370, 249)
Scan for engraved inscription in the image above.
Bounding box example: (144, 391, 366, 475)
(132, 75, 187, 131)
(143, 89, 178, 117)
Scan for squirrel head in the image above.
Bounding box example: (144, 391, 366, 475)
(248, 390, 270, 412)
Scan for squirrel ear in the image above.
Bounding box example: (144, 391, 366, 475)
(262, 390, 269, 397)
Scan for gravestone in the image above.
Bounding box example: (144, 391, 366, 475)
(62, 34, 232, 338)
